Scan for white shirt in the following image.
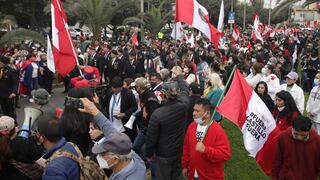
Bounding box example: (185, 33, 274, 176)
(194, 124, 207, 178)
(260, 73, 280, 100)
(306, 86, 320, 123)
(31, 62, 39, 78)
(109, 93, 125, 132)
(186, 74, 196, 85)
(278, 83, 305, 114)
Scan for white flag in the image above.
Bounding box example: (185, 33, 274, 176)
(47, 35, 55, 73)
(171, 22, 184, 40)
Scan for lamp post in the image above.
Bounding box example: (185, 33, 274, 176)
(141, 0, 145, 42)
(243, 0, 246, 30)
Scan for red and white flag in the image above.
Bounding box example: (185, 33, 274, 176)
(176, 0, 220, 49)
(171, 22, 185, 40)
(131, 33, 139, 46)
(252, 14, 264, 43)
(217, 0, 224, 49)
(232, 24, 240, 44)
(306, 20, 318, 28)
(216, 68, 280, 175)
(51, 0, 77, 77)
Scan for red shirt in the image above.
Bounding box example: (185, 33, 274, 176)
(272, 128, 320, 180)
(182, 121, 231, 180)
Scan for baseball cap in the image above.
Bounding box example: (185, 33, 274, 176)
(31, 88, 49, 105)
(92, 132, 132, 155)
(285, 72, 298, 80)
(131, 77, 149, 89)
(0, 116, 15, 135)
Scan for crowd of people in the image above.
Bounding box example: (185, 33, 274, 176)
(0, 25, 320, 180)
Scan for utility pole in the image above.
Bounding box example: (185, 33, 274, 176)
(140, 0, 145, 42)
(243, 0, 246, 30)
(268, 0, 271, 26)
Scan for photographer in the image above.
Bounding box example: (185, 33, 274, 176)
(0, 116, 43, 180)
(59, 86, 106, 156)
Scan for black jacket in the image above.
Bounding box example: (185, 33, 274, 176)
(104, 88, 138, 125)
(88, 54, 106, 76)
(106, 57, 123, 81)
(122, 60, 144, 79)
(0, 65, 18, 98)
(146, 75, 189, 158)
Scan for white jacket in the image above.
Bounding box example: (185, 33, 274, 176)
(278, 83, 305, 114)
(245, 73, 262, 88)
(261, 73, 280, 100)
(306, 86, 320, 123)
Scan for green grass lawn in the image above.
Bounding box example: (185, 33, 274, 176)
(220, 120, 268, 180)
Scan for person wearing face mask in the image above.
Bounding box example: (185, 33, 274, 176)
(272, 116, 320, 180)
(272, 91, 300, 131)
(260, 64, 280, 100)
(92, 132, 146, 180)
(182, 98, 231, 180)
(278, 72, 305, 114)
(184, 60, 196, 85)
(306, 73, 320, 134)
(149, 73, 164, 92)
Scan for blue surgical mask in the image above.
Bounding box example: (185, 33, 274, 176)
(313, 79, 319, 86)
(194, 117, 204, 124)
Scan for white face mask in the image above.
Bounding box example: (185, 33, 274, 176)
(96, 154, 114, 169)
(184, 68, 189, 73)
(261, 68, 267, 75)
(277, 106, 285, 112)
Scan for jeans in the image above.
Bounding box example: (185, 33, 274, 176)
(133, 131, 157, 180)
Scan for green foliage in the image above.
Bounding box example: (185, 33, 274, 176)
(0, 28, 46, 46)
(123, 0, 171, 37)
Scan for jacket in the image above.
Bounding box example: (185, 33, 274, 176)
(278, 84, 305, 114)
(206, 87, 223, 122)
(145, 75, 189, 158)
(182, 121, 231, 180)
(109, 152, 146, 180)
(104, 88, 138, 125)
(260, 73, 280, 100)
(306, 85, 320, 123)
(42, 138, 80, 180)
(0, 65, 19, 98)
(121, 60, 144, 79)
(272, 109, 300, 132)
(106, 57, 123, 81)
(272, 128, 320, 180)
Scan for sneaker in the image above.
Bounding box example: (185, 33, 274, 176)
(29, 98, 34, 103)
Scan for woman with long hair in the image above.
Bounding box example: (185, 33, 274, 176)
(183, 60, 196, 85)
(254, 81, 274, 112)
(206, 73, 224, 122)
(59, 86, 104, 156)
(245, 62, 263, 88)
(272, 90, 301, 131)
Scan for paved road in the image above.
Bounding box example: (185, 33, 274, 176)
(16, 87, 66, 126)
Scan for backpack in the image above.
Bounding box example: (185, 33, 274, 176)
(49, 142, 106, 180)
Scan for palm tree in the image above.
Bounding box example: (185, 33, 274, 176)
(0, 28, 46, 46)
(123, 0, 171, 38)
(45, 0, 137, 40)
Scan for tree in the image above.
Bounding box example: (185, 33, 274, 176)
(0, 28, 46, 46)
(123, 0, 172, 38)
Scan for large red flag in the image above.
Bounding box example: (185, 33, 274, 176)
(216, 68, 280, 175)
(51, 0, 77, 77)
(176, 0, 220, 49)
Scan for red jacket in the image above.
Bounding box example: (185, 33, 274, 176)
(182, 121, 231, 180)
(272, 109, 299, 132)
(272, 128, 320, 180)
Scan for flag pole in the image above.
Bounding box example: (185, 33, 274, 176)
(54, 0, 82, 76)
(200, 65, 237, 142)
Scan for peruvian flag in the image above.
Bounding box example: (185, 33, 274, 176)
(252, 13, 264, 43)
(51, 0, 77, 77)
(306, 20, 318, 28)
(232, 24, 240, 44)
(176, 0, 220, 49)
(217, 0, 224, 49)
(216, 68, 280, 175)
(130, 33, 139, 46)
